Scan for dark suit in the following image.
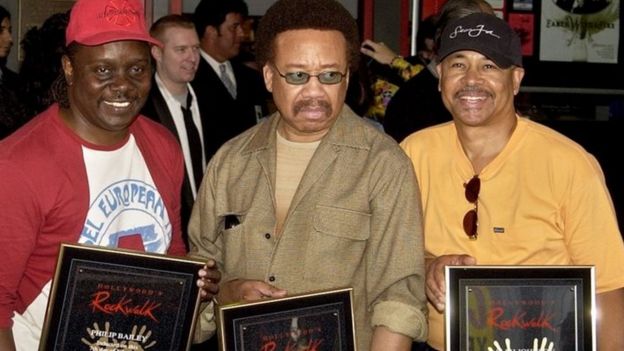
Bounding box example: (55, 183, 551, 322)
(191, 56, 269, 161)
(141, 77, 199, 248)
(383, 67, 451, 143)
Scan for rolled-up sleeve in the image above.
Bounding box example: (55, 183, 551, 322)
(367, 161, 428, 341)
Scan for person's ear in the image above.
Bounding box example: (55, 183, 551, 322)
(150, 45, 162, 62)
(512, 67, 525, 95)
(205, 25, 218, 39)
(61, 55, 74, 86)
(262, 64, 274, 93)
(436, 63, 442, 92)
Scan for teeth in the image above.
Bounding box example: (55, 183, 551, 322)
(104, 101, 130, 108)
(461, 96, 486, 101)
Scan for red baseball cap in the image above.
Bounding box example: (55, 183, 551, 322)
(65, 0, 161, 47)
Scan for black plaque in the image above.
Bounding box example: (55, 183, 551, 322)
(446, 266, 595, 351)
(39, 243, 205, 351)
(217, 287, 356, 351)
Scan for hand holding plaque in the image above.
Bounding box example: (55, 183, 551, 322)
(216, 278, 287, 305)
(426, 254, 477, 312)
(197, 259, 222, 301)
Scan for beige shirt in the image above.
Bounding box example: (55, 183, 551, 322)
(275, 132, 320, 235)
(189, 106, 428, 349)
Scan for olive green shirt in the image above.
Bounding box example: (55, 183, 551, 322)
(189, 106, 428, 349)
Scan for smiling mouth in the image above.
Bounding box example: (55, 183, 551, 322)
(103, 101, 131, 108)
(460, 96, 487, 102)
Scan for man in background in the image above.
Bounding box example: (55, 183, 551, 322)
(192, 0, 269, 161)
(142, 14, 204, 247)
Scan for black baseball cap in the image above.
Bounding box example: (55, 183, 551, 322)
(437, 13, 522, 68)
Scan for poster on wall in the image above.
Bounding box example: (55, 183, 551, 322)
(540, 0, 620, 62)
(509, 13, 535, 56)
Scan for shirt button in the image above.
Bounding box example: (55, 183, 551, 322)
(269, 276, 275, 282)
(264, 233, 271, 239)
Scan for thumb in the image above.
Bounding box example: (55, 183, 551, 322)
(256, 283, 287, 298)
(270, 288, 288, 298)
(459, 255, 477, 265)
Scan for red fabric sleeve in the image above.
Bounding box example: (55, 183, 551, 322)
(0, 162, 39, 328)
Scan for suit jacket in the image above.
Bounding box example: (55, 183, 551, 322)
(141, 77, 196, 248)
(383, 67, 451, 143)
(188, 106, 428, 349)
(191, 57, 269, 161)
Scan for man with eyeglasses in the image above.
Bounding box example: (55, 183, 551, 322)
(401, 13, 624, 350)
(188, 0, 428, 350)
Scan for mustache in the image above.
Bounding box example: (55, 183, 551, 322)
(293, 99, 332, 115)
(455, 85, 492, 98)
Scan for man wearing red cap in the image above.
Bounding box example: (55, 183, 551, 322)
(0, 0, 219, 349)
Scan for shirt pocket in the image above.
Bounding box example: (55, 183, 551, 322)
(305, 205, 371, 284)
(219, 212, 248, 270)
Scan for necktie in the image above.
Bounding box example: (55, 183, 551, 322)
(219, 63, 237, 98)
(180, 93, 203, 191)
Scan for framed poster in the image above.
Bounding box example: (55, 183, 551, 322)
(40, 243, 205, 351)
(446, 266, 595, 351)
(217, 287, 356, 351)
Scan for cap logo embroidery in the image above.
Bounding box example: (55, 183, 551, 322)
(102, 0, 138, 27)
(449, 25, 501, 39)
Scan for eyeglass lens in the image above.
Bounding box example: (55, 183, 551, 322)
(284, 71, 344, 85)
(463, 175, 480, 239)
(274, 65, 345, 85)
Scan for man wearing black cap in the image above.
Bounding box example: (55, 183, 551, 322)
(401, 12, 624, 351)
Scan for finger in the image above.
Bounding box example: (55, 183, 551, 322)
(540, 338, 546, 351)
(197, 278, 219, 292)
(546, 342, 554, 351)
(504, 338, 511, 351)
(533, 338, 539, 351)
(492, 340, 502, 351)
(252, 281, 287, 298)
(425, 283, 444, 312)
(199, 267, 222, 282)
(427, 259, 447, 304)
(204, 259, 217, 268)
